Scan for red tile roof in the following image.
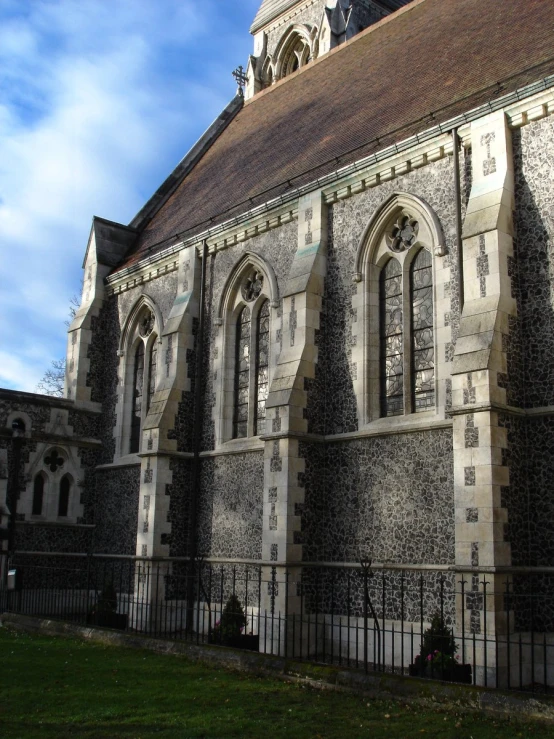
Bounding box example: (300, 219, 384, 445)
(116, 0, 554, 271)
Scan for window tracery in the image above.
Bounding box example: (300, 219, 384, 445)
(215, 252, 278, 446)
(353, 193, 444, 425)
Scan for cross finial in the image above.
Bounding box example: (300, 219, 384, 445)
(232, 65, 248, 96)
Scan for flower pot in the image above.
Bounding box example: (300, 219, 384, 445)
(87, 612, 128, 630)
(409, 662, 472, 684)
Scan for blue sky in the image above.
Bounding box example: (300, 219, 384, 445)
(0, 0, 260, 392)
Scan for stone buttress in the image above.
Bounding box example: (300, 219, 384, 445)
(133, 246, 201, 622)
(452, 111, 515, 683)
(262, 191, 327, 650)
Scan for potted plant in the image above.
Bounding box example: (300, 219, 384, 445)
(409, 613, 471, 684)
(210, 594, 259, 651)
(87, 582, 128, 630)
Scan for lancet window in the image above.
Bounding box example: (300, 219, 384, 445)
(233, 306, 251, 439)
(232, 298, 271, 439)
(379, 247, 435, 417)
(58, 476, 70, 517)
(215, 253, 278, 446)
(32, 474, 45, 516)
(120, 302, 160, 457)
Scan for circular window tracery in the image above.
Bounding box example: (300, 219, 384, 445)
(139, 310, 155, 337)
(241, 271, 264, 302)
(386, 214, 419, 253)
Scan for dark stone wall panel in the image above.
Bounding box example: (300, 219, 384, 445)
(505, 414, 554, 567)
(198, 452, 264, 559)
(301, 429, 454, 565)
(92, 467, 140, 555)
(513, 118, 554, 408)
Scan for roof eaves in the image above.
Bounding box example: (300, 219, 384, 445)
(128, 94, 244, 232)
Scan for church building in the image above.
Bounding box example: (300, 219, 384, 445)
(2, 0, 554, 688)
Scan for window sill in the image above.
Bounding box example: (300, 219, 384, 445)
(203, 437, 265, 457)
(326, 412, 452, 442)
(96, 454, 141, 470)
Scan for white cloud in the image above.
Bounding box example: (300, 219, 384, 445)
(0, 0, 258, 392)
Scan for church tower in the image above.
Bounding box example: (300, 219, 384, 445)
(245, 0, 412, 98)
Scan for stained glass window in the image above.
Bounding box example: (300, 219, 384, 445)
(380, 258, 404, 417)
(254, 300, 270, 435)
(411, 249, 435, 411)
(58, 476, 70, 517)
(32, 474, 44, 516)
(233, 306, 251, 439)
(130, 342, 144, 453)
(147, 339, 157, 412)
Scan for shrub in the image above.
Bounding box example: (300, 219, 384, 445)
(212, 594, 246, 645)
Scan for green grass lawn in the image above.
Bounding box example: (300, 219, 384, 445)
(0, 625, 551, 738)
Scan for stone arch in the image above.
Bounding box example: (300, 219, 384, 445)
(119, 293, 164, 355)
(353, 192, 446, 281)
(5, 411, 32, 437)
(273, 24, 318, 80)
(217, 250, 279, 323)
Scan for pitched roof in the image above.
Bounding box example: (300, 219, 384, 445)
(117, 0, 554, 271)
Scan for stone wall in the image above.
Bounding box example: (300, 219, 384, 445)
(310, 155, 463, 436)
(197, 452, 264, 559)
(92, 467, 140, 555)
(512, 117, 554, 409)
(300, 429, 455, 565)
(502, 117, 554, 570)
(200, 221, 298, 450)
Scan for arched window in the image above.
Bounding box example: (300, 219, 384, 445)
(215, 253, 278, 445)
(58, 476, 70, 517)
(32, 474, 45, 516)
(353, 193, 444, 425)
(380, 258, 403, 417)
(233, 306, 251, 439)
(120, 303, 160, 457)
(411, 248, 435, 411)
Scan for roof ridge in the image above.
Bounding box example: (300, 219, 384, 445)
(244, 0, 427, 107)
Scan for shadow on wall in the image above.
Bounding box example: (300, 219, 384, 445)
(505, 127, 554, 569)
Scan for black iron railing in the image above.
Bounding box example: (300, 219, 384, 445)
(1, 552, 553, 693)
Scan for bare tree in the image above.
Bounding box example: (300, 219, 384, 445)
(36, 287, 82, 397)
(36, 358, 66, 397)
